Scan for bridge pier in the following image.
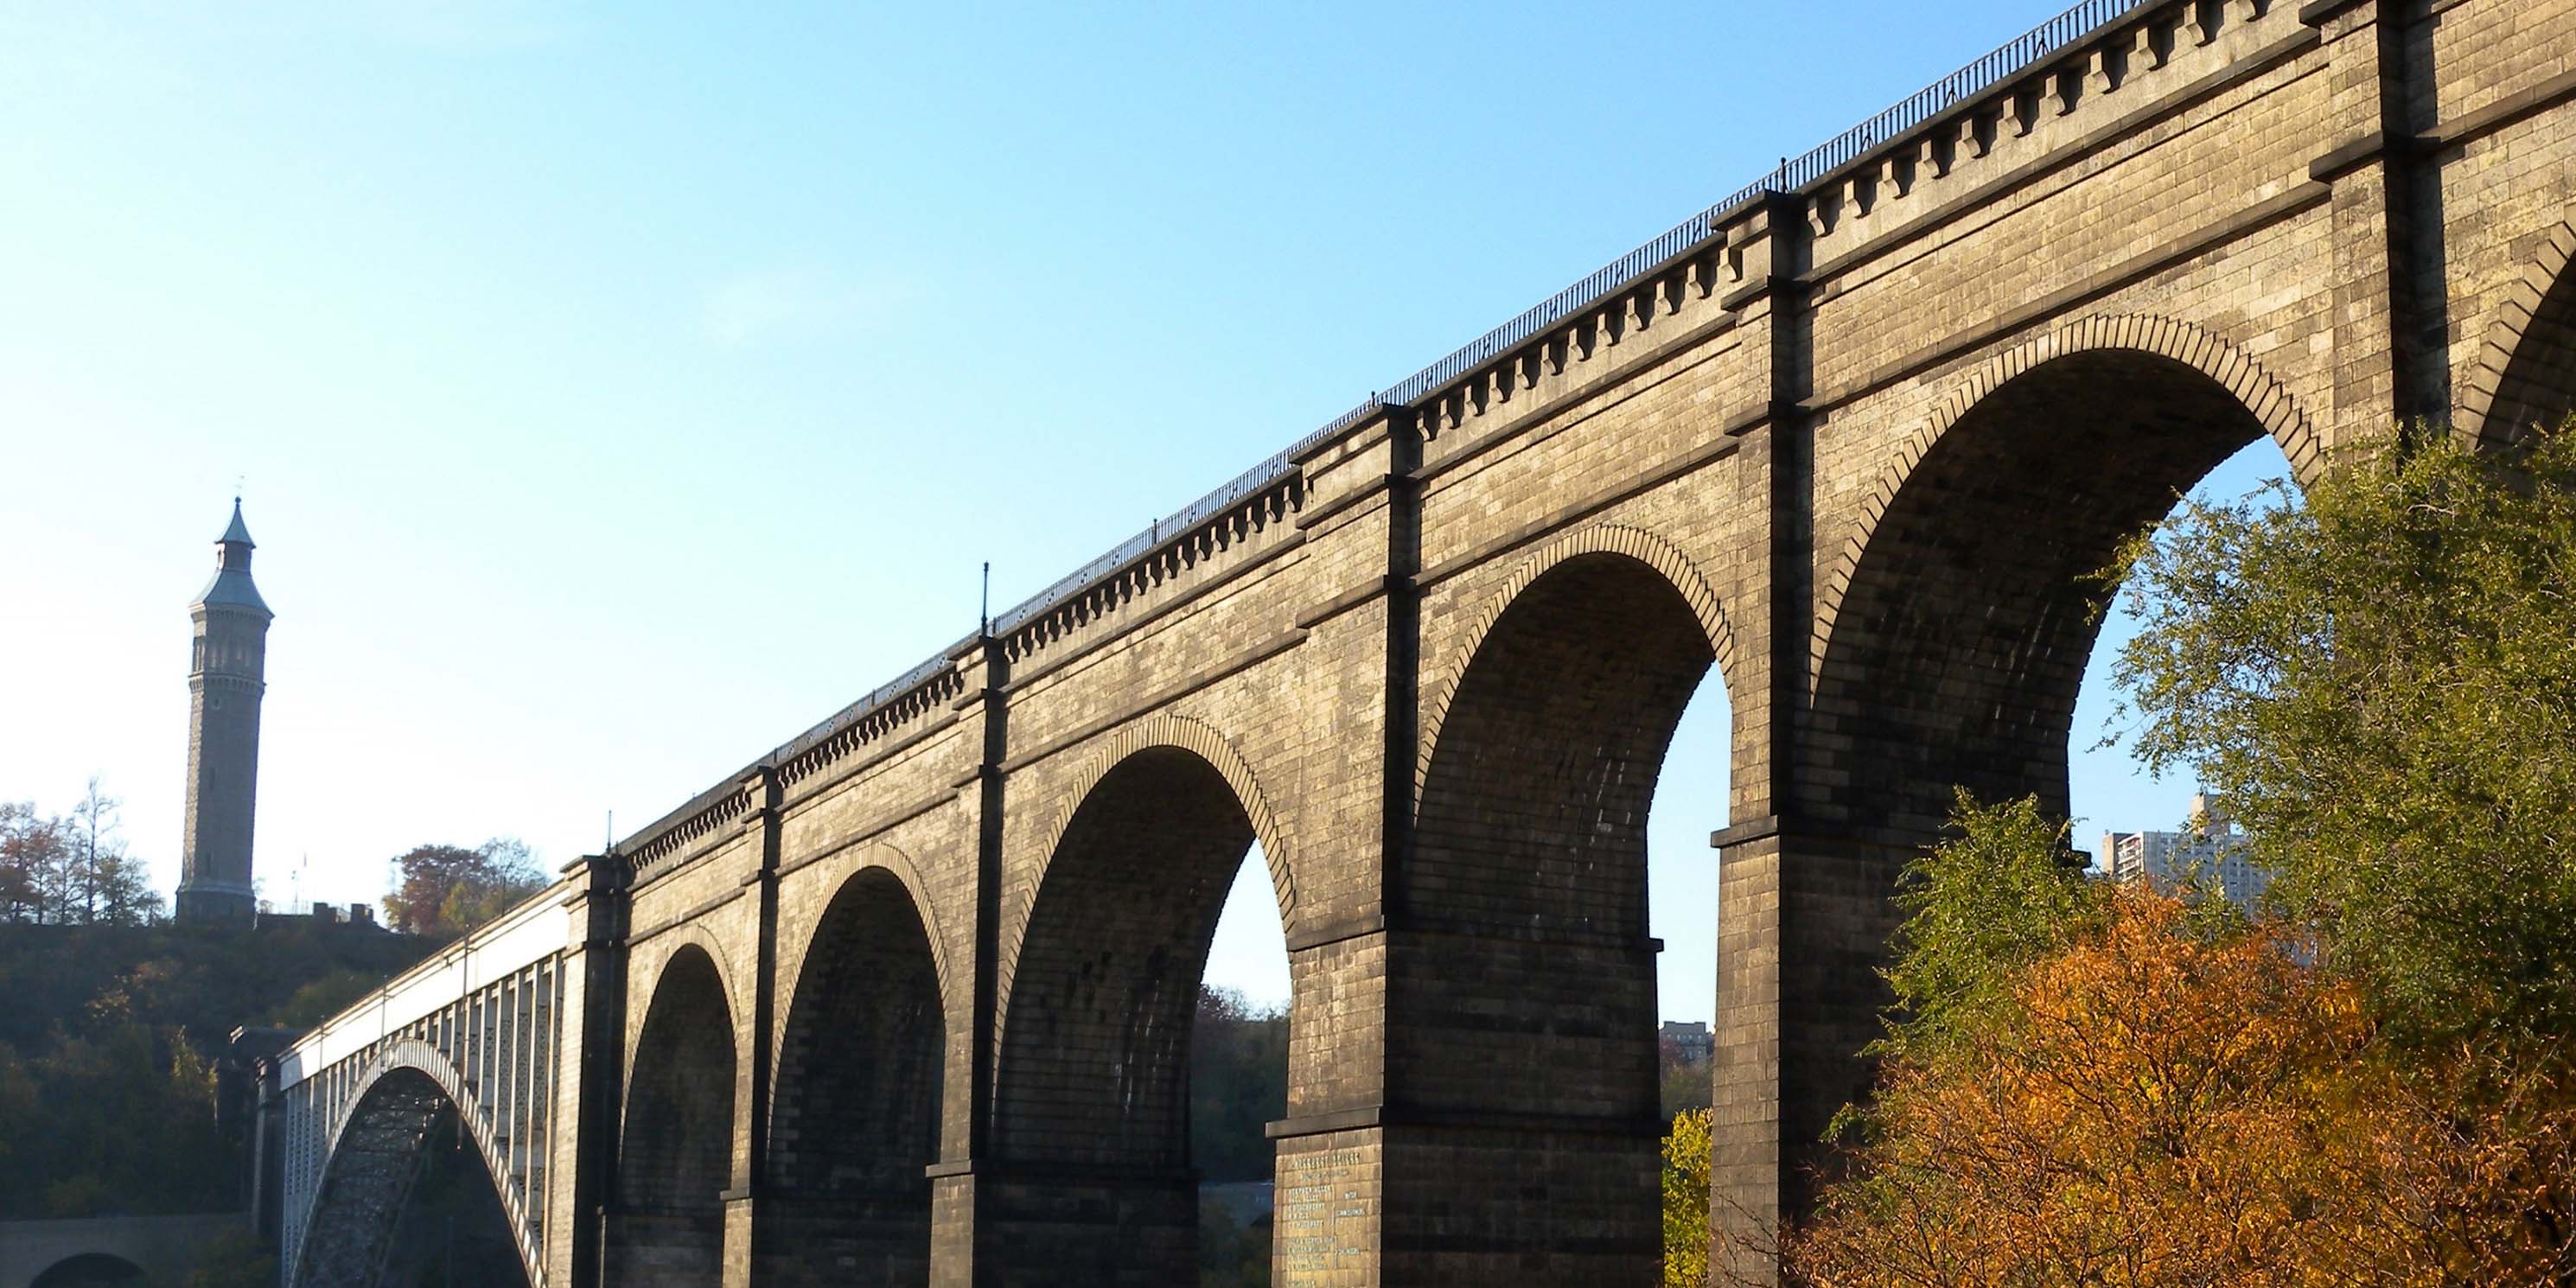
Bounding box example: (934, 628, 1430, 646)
(754, 1189, 936, 1287)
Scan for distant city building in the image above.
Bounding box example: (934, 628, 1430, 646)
(1660, 1020, 1713, 1065)
(2101, 792, 2271, 911)
(174, 500, 272, 927)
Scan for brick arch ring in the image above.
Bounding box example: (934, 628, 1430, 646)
(1413, 521, 1738, 806)
(2458, 214, 2576, 448)
(1021, 711, 1296, 952)
(302, 1036, 545, 1288)
(763, 839, 958, 1113)
(812, 840, 957, 1012)
(1810, 314, 2321, 693)
(621, 921, 740, 1092)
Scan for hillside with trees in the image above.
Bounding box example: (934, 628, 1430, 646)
(0, 834, 548, 1225)
(0, 918, 433, 1221)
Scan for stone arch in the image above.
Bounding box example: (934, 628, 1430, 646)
(1417, 521, 1735, 803)
(1030, 711, 1294, 939)
(774, 841, 958, 1023)
(29, 1256, 143, 1288)
(292, 1038, 539, 1288)
(611, 943, 737, 1287)
(619, 921, 738, 1085)
(1394, 536, 1728, 1285)
(755, 859, 948, 1287)
(1816, 315, 2320, 689)
(2461, 216, 2576, 446)
(985, 730, 1285, 1286)
(1809, 318, 2306, 840)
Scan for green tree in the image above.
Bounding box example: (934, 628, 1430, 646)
(1662, 1107, 1712, 1288)
(268, 968, 386, 1029)
(182, 1228, 277, 1288)
(1876, 792, 2107, 1060)
(2107, 428, 2576, 1056)
(1196, 1191, 1272, 1288)
(0, 919, 437, 1220)
(1, 1019, 234, 1219)
(1188, 985, 1288, 1183)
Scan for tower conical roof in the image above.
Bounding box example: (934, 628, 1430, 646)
(220, 498, 254, 547)
(195, 498, 272, 618)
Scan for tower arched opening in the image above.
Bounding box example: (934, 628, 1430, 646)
(1404, 547, 1731, 1287)
(755, 867, 946, 1288)
(611, 946, 736, 1287)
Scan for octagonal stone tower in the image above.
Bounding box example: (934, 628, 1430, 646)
(175, 499, 272, 927)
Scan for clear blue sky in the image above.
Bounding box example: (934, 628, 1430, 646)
(0, 1, 2284, 1021)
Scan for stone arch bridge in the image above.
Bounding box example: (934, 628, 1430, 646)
(253, 0, 2576, 1282)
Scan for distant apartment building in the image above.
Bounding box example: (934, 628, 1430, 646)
(1659, 1020, 1713, 1065)
(2100, 792, 2273, 910)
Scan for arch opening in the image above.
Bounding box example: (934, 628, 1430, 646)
(754, 868, 946, 1288)
(1405, 549, 1727, 1286)
(29, 1254, 144, 1288)
(378, 1108, 532, 1288)
(1814, 348, 2281, 841)
(290, 1064, 531, 1288)
(990, 743, 1279, 1287)
(2484, 250, 2576, 442)
(2069, 434, 2293, 871)
(611, 947, 736, 1288)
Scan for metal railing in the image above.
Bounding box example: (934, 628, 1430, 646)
(1774, 0, 2152, 194)
(617, 0, 2157, 861)
(979, 0, 2152, 644)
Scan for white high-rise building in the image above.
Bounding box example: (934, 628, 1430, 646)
(2100, 792, 2272, 911)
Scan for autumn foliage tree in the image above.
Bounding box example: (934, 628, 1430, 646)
(381, 838, 546, 937)
(1, 781, 163, 926)
(1784, 430, 2576, 1286)
(1792, 877, 2576, 1286)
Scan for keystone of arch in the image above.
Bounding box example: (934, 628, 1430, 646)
(2458, 214, 2576, 448)
(1811, 314, 2320, 696)
(1414, 521, 1737, 806)
(304, 1036, 545, 1288)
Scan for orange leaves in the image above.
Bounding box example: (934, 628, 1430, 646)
(1789, 888, 2576, 1288)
